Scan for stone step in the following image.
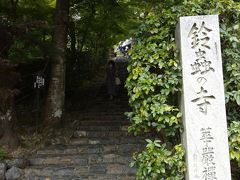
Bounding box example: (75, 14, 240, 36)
(80, 111, 126, 116)
(76, 125, 126, 131)
(24, 174, 135, 180)
(91, 101, 129, 106)
(24, 163, 136, 177)
(29, 153, 133, 166)
(91, 96, 129, 100)
(73, 130, 132, 138)
(68, 103, 129, 110)
(69, 109, 129, 115)
(71, 115, 129, 122)
(85, 111, 129, 116)
(23, 176, 88, 180)
(69, 137, 146, 146)
(89, 100, 129, 104)
(29, 155, 88, 166)
(76, 120, 129, 126)
(67, 115, 129, 122)
(71, 112, 127, 121)
(84, 104, 129, 110)
(36, 144, 144, 156)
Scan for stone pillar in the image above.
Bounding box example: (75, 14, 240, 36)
(176, 15, 231, 180)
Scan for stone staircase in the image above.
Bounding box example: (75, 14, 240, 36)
(22, 84, 149, 180)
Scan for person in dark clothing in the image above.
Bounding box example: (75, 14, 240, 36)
(106, 60, 116, 100)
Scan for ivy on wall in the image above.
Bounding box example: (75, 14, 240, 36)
(126, 0, 240, 179)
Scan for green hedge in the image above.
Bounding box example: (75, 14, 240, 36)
(126, 0, 240, 179)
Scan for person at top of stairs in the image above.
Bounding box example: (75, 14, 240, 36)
(106, 60, 117, 100)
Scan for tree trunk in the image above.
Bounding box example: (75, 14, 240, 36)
(45, 0, 69, 125)
(10, 0, 19, 19)
(69, 20, 76, 56)
(0, 90, 18, 150)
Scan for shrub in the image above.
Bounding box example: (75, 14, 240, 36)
(126, 0, 240, 179)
